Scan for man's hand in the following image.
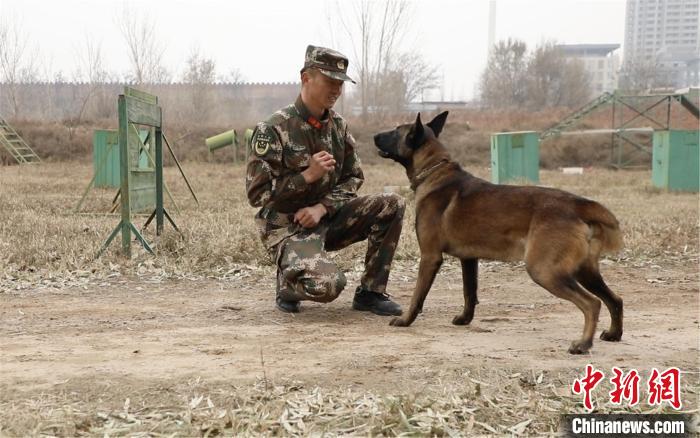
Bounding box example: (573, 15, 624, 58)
(302, 151, 335, 183)
(294, 203, 328, 228)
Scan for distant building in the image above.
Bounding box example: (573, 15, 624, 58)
(623, 0, 700, 88)
(558, 44, 621, 94)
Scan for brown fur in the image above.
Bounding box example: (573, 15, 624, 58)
(374, 112, 624, 354)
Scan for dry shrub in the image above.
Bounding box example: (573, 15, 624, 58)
(1, 105, 644, 166)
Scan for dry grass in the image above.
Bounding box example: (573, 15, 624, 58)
(1, 161, 698, 436)
(0, 162, 697, 292)
(1, 370, 697, 436)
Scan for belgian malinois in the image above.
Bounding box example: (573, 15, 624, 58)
(374, 112, 623, 354)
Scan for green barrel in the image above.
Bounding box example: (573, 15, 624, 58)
(245, 128, 253, 149)
(206, 129, 237, 152)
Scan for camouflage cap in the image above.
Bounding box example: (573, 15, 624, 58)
(303, 45, 356, 84)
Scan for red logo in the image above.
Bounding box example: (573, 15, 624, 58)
(648, 367, 682, 410)
(572, 364, 605, 411)
(572, 366, 683, 411)
(609, 367, 640, 406)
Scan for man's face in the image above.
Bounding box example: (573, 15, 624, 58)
(303, 70, 344, 110)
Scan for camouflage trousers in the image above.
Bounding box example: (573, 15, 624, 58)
(271, 193, 405, 303)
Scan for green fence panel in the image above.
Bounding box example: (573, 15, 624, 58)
(652, 130, 699, 192)
(93, 130, 120, 188)
(490, 131, 540, 184)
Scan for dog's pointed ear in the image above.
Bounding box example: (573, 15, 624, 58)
(408, 113, 425, 149)
(427, 111, 449, 138)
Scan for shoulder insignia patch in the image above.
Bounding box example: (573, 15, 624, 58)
(254, 139, 270, 156)
(253, 132, 273, 156)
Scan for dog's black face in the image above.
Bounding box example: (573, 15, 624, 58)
(373, 111, 449, 167)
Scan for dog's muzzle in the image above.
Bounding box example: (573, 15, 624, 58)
(374, 133, 395, 158)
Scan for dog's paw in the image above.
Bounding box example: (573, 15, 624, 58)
(452, 314, 473, 326)
(568, 340, 592, 355)
(600, 330, 622, 342)
(389, 317, 409, 327)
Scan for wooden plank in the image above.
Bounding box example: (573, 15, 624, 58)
(130, 171, 156, 213)
(124, 86, 158, 105)
(155, 128, 164, 234)
(127, 124, 143, 167)
(125, 95, 161, 127)
(118, 95, 132, 256)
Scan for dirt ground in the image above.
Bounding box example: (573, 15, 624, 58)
(1, 162, 698, 435)
(2, 257, 698, 434)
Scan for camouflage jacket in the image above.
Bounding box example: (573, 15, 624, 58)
(246, 95, 364, 249)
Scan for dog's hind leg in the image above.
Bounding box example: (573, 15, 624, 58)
(526, 220, 602, 354)
(453, 258, 478, 325)
(528, 267, 601, 354)
(390, 253, 443, 327)
(575, 263, 623, 342)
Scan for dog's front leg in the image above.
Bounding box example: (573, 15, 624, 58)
(453, 258, 478, 325)
(390, 254, 443, 327)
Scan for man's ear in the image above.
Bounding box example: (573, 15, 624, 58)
(427, 111, 449, 138)
(408, 113, 425, 149)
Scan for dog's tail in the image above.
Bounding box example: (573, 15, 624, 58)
(576, 199, 623, 254)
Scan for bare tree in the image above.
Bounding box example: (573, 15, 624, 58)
(619, 58, 663, 93)
(75, 38, 108, 111)
(394, 51, 440, 104)
(0, 16, 40, 118)
(182, 48, 217, 123)
(118, 7, 169, 84)
(525, 41, 590, 109)
(67, 37, 109, 140)
(333, 0, 412, 120)
(225, 67, 245, 84)
(481, 39, 591, 110)
(479, 38, 528, 109)
(376, 51, 440, 114)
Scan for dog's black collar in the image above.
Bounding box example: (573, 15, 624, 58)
(410, 158, 451, 191)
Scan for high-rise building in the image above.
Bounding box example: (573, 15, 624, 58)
(623, 0, 700, 88)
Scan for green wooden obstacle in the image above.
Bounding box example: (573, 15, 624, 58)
(490, 131, 540, 184)
(93, 130, 120, 188)
(652, 130, 699, 192)
(89, 129, 149, 189)
(205, 128, 254, 163)
(74, 128, 185, 214)
(96, 87, 198, 258)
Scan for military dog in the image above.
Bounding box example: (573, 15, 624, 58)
(374, 112, 623, 354)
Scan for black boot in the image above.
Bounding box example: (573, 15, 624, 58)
(352, 287, 402, 316)
(276, 295, 300, 313)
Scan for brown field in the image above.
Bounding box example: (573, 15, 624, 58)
(1, 160, 698, 436)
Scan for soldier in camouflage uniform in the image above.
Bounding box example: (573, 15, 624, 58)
(246, 45, 405, 316)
